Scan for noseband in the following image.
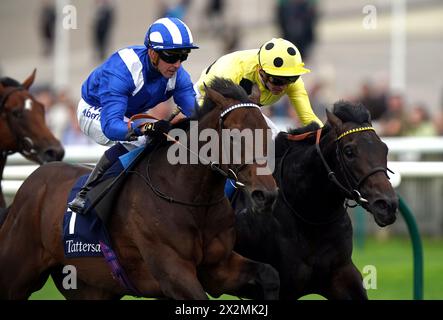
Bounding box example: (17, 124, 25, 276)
(0, 86, 37, 157)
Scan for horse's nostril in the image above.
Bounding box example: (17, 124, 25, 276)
(251, 190, 265, 203)
(44, 147, 65, 162)
(251, 189, 278, 208)
(374, 199, 388, 210)
(373, 198, 398, 213)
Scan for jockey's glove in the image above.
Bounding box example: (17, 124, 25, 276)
(126, 120, 171, 141)
(140, 120, 171, 139)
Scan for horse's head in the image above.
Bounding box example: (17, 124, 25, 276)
(325, 101, 398, 227)
(0, 70, 65, 163)
(202, 78, 278, 213)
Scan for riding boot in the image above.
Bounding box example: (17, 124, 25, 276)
(68, 153, 112, 215)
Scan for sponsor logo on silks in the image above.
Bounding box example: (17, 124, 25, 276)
(82, 107, 101, 121)
(65, 239, 101, 254)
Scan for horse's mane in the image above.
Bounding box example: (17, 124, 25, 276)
(196, 77, 250, 119)
(332, 100, 371, 125)
(0, 77, 21, 88)
(274, 100, 370, 158)
(172, 77, 250, 131)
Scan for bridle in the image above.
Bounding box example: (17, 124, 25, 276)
(333, 127, 392, 206)
(214, 102, 262, 188)
(0, 86, 38, 158)
(279, 125, 391, 225)
(135, 102, 262, 207)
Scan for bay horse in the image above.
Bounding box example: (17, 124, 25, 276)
(0, 78, 279, 300)
(0, 69, 65, 207)
(233, 101, 398, 300)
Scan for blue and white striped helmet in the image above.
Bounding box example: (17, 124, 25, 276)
(145, 17, 199, 51)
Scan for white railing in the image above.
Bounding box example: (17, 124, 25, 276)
(3, 138, 443, 196)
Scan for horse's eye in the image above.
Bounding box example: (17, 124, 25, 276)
(343, 146, 354, 158)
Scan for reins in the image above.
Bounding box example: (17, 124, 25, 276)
(132, 102, 261, 207)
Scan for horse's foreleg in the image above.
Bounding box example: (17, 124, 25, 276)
(140, 245, 209, 300)
(199, 251, 280, 300)
(0, 249, 51, 299)
(322, 263, 368, 300)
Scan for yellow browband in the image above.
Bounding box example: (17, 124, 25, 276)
(336, 126, 375, 141)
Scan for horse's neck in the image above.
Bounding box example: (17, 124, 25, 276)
(186, 112, 227, 200)
(279, 137, 345, 222)
(144, 112, 226, 204)
(0, 121, 16, 151)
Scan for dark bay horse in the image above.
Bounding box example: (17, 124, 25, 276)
(234, 101, 398, 300)
(0, 78, 279, 300)
(0, 70, 64, 207)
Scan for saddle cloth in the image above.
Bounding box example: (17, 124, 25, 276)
(62, 146, 145, 258)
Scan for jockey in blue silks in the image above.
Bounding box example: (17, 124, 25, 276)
(68, 17, 199, 215)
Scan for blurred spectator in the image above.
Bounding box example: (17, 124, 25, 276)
(33, 85, 55, 113)
(63, 97, 95, 146)
(276, 0, 318, 61)
(308, 80, 332, 123)
(433, 111, 443, 136)
(92, 0, 115, 62)
(378, 94, 407, 136)
(355, 80, 388, 121)
(147, 100, 174, 120)
(435, 89, 443, 135)
(221, 24, 241, 54)
(39, 0, 56, 57)
(404, 103, 437, 137)
(206, 0, 225, 35)
(162, 0, 192, 20)
(46, 90, 72, 142)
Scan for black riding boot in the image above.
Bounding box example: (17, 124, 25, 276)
(68, 153, 112, 215)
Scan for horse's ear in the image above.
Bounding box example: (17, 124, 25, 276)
(204, 82, 228, 107)
(326, 108, 343, 129)
(248, 84, 261, 105)
(22, 69, 37, 90)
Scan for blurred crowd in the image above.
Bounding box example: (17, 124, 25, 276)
(29, 0, 442, 147)
(31, 85, 95, 146)
(266, 78, 443, 139)
(39, 0, 115, 61)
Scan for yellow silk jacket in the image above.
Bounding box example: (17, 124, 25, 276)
(195, 49, 322, 126)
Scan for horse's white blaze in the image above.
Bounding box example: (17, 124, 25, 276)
(24, 98, 33, 111)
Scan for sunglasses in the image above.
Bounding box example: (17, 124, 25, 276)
(158, 50, 189, 64)
(266, 74, 300, 86)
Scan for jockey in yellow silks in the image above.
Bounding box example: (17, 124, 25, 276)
(194, 38, 323, 139)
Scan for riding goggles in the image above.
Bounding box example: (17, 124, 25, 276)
(266, 74, 300, 86)
(158, 50, 189, 64)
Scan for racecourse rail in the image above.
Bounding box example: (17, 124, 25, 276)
(4, 137, 443, 193)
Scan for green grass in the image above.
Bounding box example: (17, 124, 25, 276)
(29, 237, 443, 300)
